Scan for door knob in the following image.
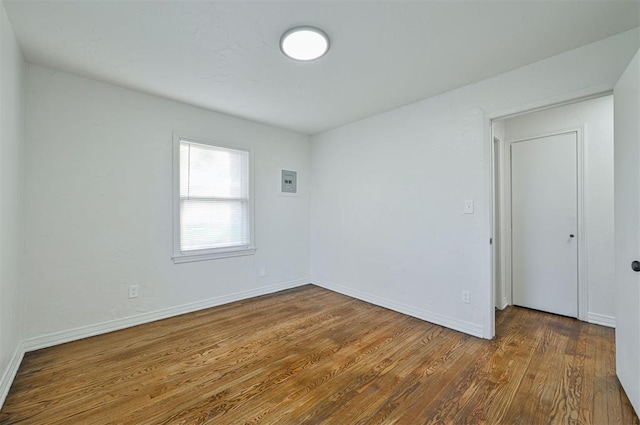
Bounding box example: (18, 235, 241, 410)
(632, 261, 640, 272)
(569, 234, 575, 238)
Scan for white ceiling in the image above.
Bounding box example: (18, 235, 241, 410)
(4, 1, 640, 135)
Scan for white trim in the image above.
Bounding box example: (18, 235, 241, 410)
(499, 137, 512, 307)
(497, 297, 509, 311)
(313, 278, 484, 338)
(0, 342, 25, 409)
(587, 312, 616, 328)
(172, 247, 256, 263)
(491, 135, 513, 311)
(21, 279, 308, 353)
(576, 127, 588, 322)
(489, 90, 613, 122)
(491, 135, 499, 314)
(484, 114, 496, 339)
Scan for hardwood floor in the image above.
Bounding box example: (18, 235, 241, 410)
(1, 285, 637, 424)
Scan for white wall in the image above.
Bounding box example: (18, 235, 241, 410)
(0, 0, 24, 405)
(501, 96, 615, 326)
(22, 65, 310, 341)
(310, 28, 639, 338)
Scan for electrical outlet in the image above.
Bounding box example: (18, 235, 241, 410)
(129, 284, 139, 299)
(461, 290, 470, 304)
(259, 266, 266, 277)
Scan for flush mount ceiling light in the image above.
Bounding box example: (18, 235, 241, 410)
(280, 27, 330, 61)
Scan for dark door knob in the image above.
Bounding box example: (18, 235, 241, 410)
(632, 261, 640, 272)
(569, 234, 575, 238)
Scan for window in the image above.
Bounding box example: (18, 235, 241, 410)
(173, 135, 255, 263)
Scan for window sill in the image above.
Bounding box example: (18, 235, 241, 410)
(172, 247, 256, 264)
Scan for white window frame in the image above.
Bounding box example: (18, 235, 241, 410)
(172, 133, 255, 263)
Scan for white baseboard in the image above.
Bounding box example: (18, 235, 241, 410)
(0, 341, 25, 410)
(313, 278, 484, 338)
(22, 279, 309, 353)
(587, 312, 616, 328)
(497, 297, 509, 310)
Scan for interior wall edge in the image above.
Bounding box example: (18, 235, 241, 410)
(0, 0, 26, 413)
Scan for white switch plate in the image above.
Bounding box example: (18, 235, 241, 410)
(464, 200, 474, 214)
(259, 266, 266, 277)
(129, 284, 139, 299)
(462, 290, 470, 304)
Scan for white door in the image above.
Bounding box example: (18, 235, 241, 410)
(614, 50, 640, 415)
(511, 132, 578, 317)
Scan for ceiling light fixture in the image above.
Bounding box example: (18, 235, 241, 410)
(280, 27, 330, 61)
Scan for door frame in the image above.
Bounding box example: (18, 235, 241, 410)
(501, 128, 586, 319)
(484, 91, 611, 338)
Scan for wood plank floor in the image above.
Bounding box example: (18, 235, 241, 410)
(1, 285, 637, 424)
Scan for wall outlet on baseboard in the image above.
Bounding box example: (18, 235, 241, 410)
(461, 290, 470, 304)
(129, 284, 139, 299)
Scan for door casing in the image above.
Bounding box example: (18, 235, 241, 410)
(494, 126, 587, 321)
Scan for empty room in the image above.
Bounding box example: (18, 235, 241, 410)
(0, 1, 639, 423)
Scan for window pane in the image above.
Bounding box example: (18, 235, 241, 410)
(180, 142, 248, 199)
(177, 139, 251, 254)
(179, 143, 189, 196)
(180, 199, 248, 251)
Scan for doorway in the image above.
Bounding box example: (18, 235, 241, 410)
(492, 95, 614, 323)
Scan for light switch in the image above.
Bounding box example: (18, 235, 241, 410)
(464, 200, 474, 214)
